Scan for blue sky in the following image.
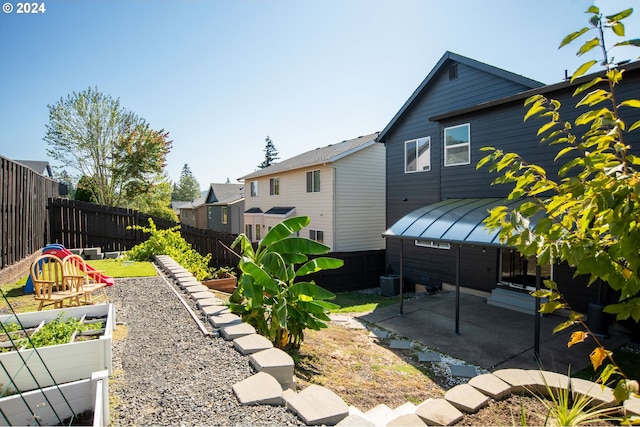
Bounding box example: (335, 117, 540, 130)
(1, 0, 638, 189)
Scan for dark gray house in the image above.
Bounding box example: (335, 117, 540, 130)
(204, 183, 244, 234)
(377, 51, 640, 313)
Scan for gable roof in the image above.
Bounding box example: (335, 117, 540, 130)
(14, 160, 53, 177)
(376, 51, 544, 142)
(205, 183, 244, 205)
(239, 132, 379, 180)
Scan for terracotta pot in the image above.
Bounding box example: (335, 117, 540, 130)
(202, 274, 237, 293)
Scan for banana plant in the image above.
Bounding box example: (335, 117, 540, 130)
(228, 216, 343, 350)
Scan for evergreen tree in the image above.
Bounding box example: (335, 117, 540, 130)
(258, 136, 280, 169)
(172, 164, 201, 201)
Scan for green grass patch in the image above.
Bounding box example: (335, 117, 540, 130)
(85, 259, 156, 278)
(331, 291, 400, 313)
(0, 276, 41, 313)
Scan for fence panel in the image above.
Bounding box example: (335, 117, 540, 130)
(0, 157, 60, 270)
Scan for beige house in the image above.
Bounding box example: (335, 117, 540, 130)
(238, 133, 385, 252)
(178, 195, 207, 228)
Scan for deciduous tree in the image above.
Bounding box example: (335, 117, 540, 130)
(44, 86, 172, 207)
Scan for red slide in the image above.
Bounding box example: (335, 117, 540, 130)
(42, 244, 115, 286)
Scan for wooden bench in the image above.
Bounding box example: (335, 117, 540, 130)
(31, 254, 83, 310)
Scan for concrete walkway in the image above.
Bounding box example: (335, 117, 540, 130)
(359, 289, 630, 373)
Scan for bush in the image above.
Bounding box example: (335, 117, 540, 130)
(126, 218, 212, 280)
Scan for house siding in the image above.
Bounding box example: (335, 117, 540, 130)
(382, 57, 640, 312)
(244, 165, 335, 247)
(333, 143, 386, 251)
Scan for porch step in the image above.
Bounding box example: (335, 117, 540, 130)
(486, 287, 546, 315)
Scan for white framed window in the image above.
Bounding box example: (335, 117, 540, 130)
(250, 181, 258, 197)
(306, 170, 320, 193)
(444, 123, 470, 166)
(221, 206, 228, 224)
(405, 137, 430, 173)
(309, 229, 324, 243)
(415, 240, 450, 250)
(270, 177, 279, 195)
(207, 207, 213, 220)
(245, 224, 252, 241)
(256, 224, 261, 241)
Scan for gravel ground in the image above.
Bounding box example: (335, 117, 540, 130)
(107, 270, 303, 426)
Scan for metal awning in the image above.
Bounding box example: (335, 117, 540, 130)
(383, 197, 544, 358)
(383, 197, 538, 247)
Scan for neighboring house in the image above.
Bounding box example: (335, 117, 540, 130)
(377, 51, 640, 312)
(204, 183, 244, 234)
(238, 133, 385, 252)
(14, 160, 53, 177)
(171, 201, 190, 222)
(179, 195, 207, 228)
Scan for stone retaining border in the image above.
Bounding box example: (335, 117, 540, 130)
(154, 255, 640, 426)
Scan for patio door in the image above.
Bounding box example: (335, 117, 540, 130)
(499, 249, 552, 291)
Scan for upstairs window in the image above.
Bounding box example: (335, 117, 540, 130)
(270, 177, 280, 195)
(444, 123, 470, 166)
(405, 137, 430, 173)
(221, 206, 228, 224)
(306, 170, 320, 193)
(250, 181, 258, 197)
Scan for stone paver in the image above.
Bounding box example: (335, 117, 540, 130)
(571, 377, 616, 408)
(220, 322, 256, 340)
(185, 285, 210, 293)
(201, 305, 230, 317)
(386, 413, 428, 426)
(492, 368, 536, 393)
(335, 414, 376, 426)
(285, 384, 349, 426)
(249, 348, 295, 387)
(624, 395, 640, 416)
(415, 398, 463, 426)
(233, 333, 273, 355)
(196, 297, 224, 309)
(449, 364, 477, 378)
(417, 351, 441, 362)
(389, 339, 412, 350)
(190, 291, 215, 300)
(468, 373, 511, 400)
(232, 372, 283, 406)
(364, 403, 393, 425)
(444, 383, 489, 413)
(209, 313, 242, 328)
(528, 370, 570, 396)
(368, 329, 389, 339)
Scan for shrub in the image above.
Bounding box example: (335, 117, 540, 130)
(126, 218, 212, 280)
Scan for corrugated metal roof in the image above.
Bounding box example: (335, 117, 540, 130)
(383, 198, 539, 247)
(238, 133, 379, 180)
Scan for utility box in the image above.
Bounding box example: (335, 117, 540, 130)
(380, 274, 400, 297)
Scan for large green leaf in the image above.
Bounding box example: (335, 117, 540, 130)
(296, 257, 344, 276)
(261, 216, 310, 247)
(289, 281, 336, 301)
(268, 237, 331, 256)
(239, 260, 280, 295)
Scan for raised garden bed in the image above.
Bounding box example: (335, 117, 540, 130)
(202, 273, 237, 294)
(0, 304, 114, 395)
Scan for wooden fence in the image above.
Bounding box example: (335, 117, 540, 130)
(0, 157, 60, 270)
(47, 198, 385, 291)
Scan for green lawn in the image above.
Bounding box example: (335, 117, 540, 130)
(85, 259, 156, 278)
(331, 291, 401, 313)
(0, 259, 156, 314)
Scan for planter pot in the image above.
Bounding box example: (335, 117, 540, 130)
(0, 304, 114, 394)
(202, 274, 237, 294)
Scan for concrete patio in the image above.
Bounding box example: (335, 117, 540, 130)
(358, 288, 631, 374)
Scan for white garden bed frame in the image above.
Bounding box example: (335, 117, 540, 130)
(0, 303, 114, 394)
(0, 369, 109, 426)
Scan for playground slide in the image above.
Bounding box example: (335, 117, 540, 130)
(25, 244, 115, 293)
